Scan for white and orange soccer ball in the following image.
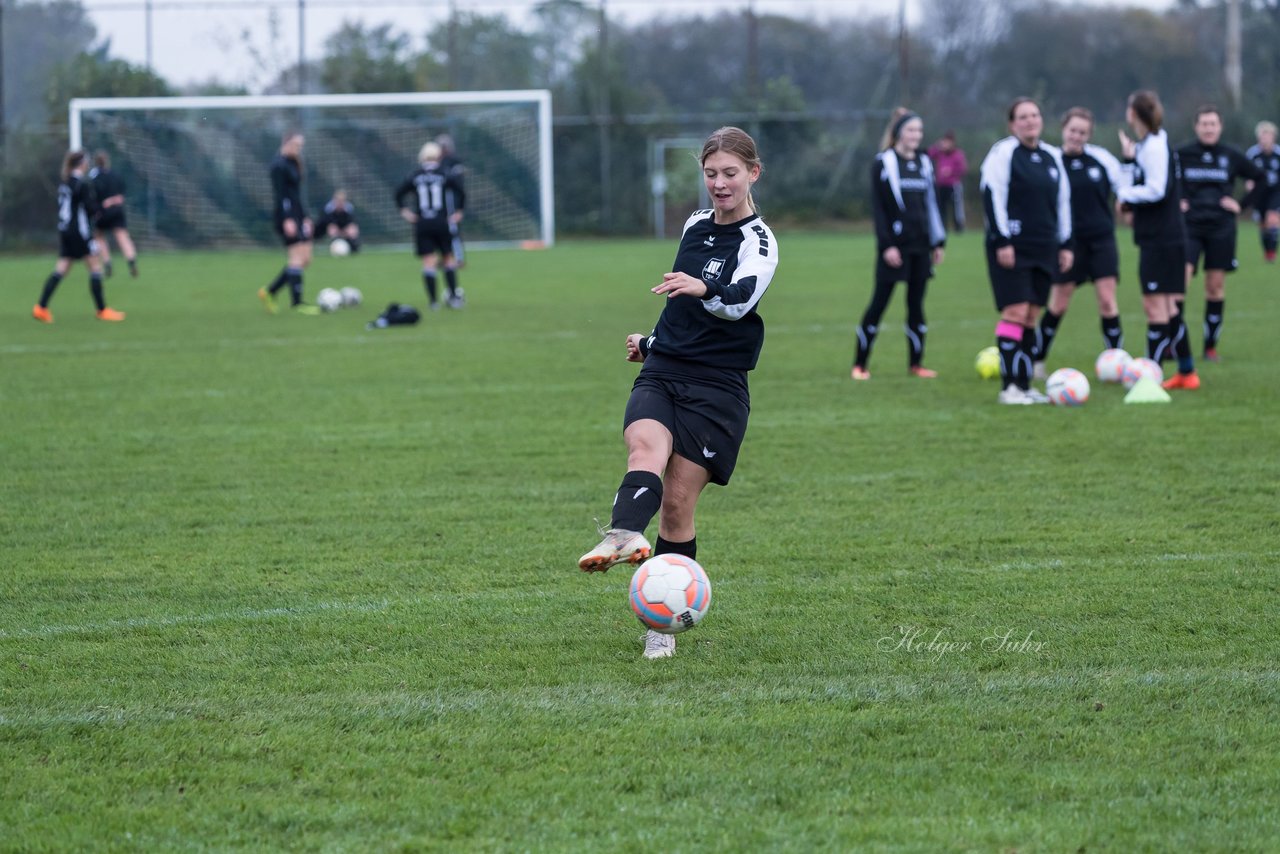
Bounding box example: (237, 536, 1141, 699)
(629, 554, 712, 635)
(1095, 348, 1132, 383)
(1121, 357, 1163, 389)
(1047, 367, 1090, 406)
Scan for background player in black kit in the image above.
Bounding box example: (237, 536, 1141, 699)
(258, 132, 318, 315)
(1177, 105, 1262, 367)
(578, 127, 779, 661)
(979, 97, 1073, 405)
(852, 107, 946, 380)
(315, 189, 361, 253)
(1033, 107, 1125, 375)
(32, 150, 125, 324)
(395, 142, 465, 310)
(435, 133, 467, 266)
(1245, 121, 1280, 263)
(1116, 90, 1187, 378)
(88, 151, 138, 278)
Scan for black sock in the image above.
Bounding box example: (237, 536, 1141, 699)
(1171, 308, 1194, 374)
(1036, 310, 1062, 362)
(423, 272, 438, 303)
(1017, 326, 1036, 389)
(1101, 315, 1123, 350)
(1204, 299, 1224, 351)
(444, 268, 458, 298)
(997, 334, 1020, 388)
(854, 322, 878, 368)
(1265, 229, 1278, 253)
(267, 267, 289, 295)
(610, 470, 663, 534)
(347, 238, 360, 253)
(1146, 323, 1171, 362)
(89, 274, 105, 311)
(38, 272, 64, 307)
(104, 260, 114, 278)
(655, 536, 697, 560)
(287, 268, 303, 306)
(905, 322, 926, 367)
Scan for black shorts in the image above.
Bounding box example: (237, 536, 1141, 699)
(415, 223, 454, 257)
(876, 250, 933, 288)
(1137, 242, 1186, 295)
(987, 248, 1053, 310)
(1185, 225, 1237, 274)
(58, 230, 96, 260)
(1055, 234, 1118, 285)
(623, 354, 750, 487)
(96, 206, 127, 231)
(275, 217, 311, 247)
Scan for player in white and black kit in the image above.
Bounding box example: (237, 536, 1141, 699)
(1033, 107, 1124, 374)
(315, 189, 360, 253)
(979, 97, 1073, 405)
(1245, 121, 1280, 263)
(1116, 90, 1188, 379)
(578, 127, 778, 660)
(436, 134, 467, 266)
(395, 142, 465, 310)
(851, 108, 946, 380)
(31, 150, 125, 323)
(1177, 105, 1263, 368)
(88, 151, 138, 278)
(258, 132, 318, 315)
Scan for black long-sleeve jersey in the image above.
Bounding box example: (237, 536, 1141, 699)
(317, 199, 356, 231)
(1177, 140, 1262, 232)
(394, 163, 464, 228)
(1116, 129, 1185, 248)
(88, 167, 125, 206)
(270, 154, 306, 224)
(638, 210, 779, 372)
(57, 174, 98, 240)
(980, 136, 1072, 262)
(1062, 144, 1123, 240)
(871, 150, 946, 255)
(1244, 144, 1280, 211)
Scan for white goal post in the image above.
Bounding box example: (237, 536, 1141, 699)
(69, 90, 555, 251)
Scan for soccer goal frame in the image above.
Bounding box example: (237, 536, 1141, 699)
(69, 90, 555, 250)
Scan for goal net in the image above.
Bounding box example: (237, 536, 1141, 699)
(69, 90, 554, 251)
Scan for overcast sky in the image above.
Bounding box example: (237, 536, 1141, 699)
(83, 0, 1175, 91)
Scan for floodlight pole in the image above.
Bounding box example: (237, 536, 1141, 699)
(298, 0, 306, 94)
(597, 0, 611, 231)
(1225, 0, 1241, 109)
(145, 0, 153, 69)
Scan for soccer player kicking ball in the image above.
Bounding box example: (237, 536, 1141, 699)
(578, 127, 779, 660)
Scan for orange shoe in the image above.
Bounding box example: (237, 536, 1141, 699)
(32, 305, 53, 324)
(909, 365, 938, 378)
(96, 307, 126, 322)
(1162, 371, 1200, 390)
(851, 366, 871, 380)
(1204, 348, 1220, 363)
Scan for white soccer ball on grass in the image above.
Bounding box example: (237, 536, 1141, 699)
(329, 238, 351, 257)
(316, 288, 343, 313)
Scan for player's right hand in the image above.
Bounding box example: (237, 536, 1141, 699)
(400, 209, 418, 224)
(282, 219, 297, 238)
(625, 334, 646, 362)
(996, 245, 1015, 269)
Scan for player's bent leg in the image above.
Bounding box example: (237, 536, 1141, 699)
(578, 419, 671, 572)
(657, 453, 712, 544)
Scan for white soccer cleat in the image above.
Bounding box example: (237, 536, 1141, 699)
(997, 384, 1033, 405)
(1024, 387, 1051, 405)
(578, 528, 651, 573)
(643, 630, 676, 659)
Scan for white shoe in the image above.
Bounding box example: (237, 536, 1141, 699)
(1032, 361, 1047, 381)
(997, 384, 1033, 405)
(578, 527, 651, 572)
(643, 630, 676, 659)
(446, 288, 466, 309)
(1024, 387, 1051, 404)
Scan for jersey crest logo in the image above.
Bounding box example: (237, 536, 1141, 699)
(1049, 167, 1059, 180)
(1030, 152, 1042, 163)
(703, 258, 725, 280)
(1088, 166, 1102, 182)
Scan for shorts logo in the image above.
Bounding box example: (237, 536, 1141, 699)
(701, 446, 717, 459)
(702, 258, 725, 280)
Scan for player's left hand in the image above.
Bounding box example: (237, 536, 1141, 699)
(932, 247, 945, 265)
(1220, 196, 1241, 214)
(652, 272, 707, 299)
(1058, 249, 1074, 274)
(625, 333, 646, 362)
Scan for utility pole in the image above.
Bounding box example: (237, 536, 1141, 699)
(448, 0, 458, 90)
(897, 0, 909, 104)
(1225, 0, 1242, 109)
(297, 0, 306, 94)
(145, 0, 153, 70)
(597, 0, 611, 231)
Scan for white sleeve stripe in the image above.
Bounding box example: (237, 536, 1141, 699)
(979, 138, 1016, 238)
(702, 222, 778, 321)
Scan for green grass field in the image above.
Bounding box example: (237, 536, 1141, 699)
(2, 231, 1278, 850)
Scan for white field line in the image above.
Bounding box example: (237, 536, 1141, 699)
(0, 599, 398, 642)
